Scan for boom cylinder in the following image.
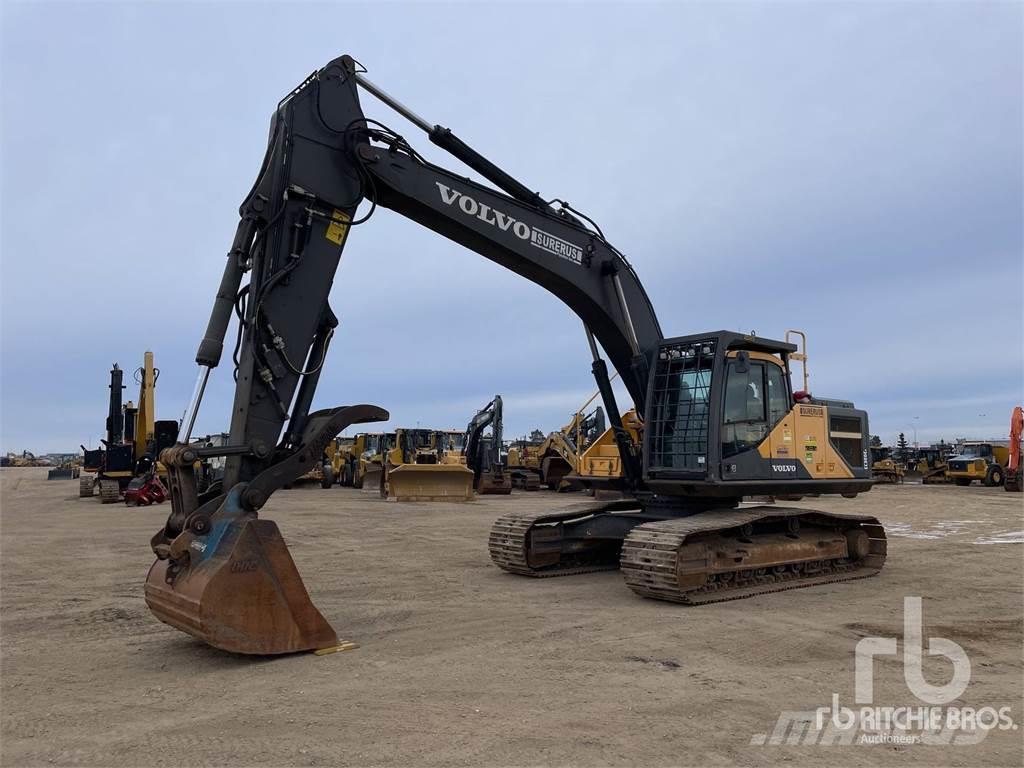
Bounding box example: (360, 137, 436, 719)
(195, 216, 256, 367)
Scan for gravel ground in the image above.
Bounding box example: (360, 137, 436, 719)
(2, 467, 1022, 767)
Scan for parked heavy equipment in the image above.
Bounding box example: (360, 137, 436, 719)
(946, 441, 1009, 487)
(870, 446, 904, 484)
(465, 396, 512, 494)
(146, 55, 883, 654)
(381, 428, 474, 501)
(910, 447, 950, 485)
(575, 409, 643, 496)
(47, 456, 81, 480)
(338, 432, 386, 488)
(81, 353, 179, 503)
(1005, 406, 1022, 492)
(505, 433, 545, 490)
(508, 397, 607, 491)
(79, 363, 136, 502)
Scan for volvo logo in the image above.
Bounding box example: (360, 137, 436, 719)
(436, 182, 584, 264)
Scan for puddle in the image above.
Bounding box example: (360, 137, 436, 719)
(886, 521, 1022, 543)
(974, 531, 1024, 545)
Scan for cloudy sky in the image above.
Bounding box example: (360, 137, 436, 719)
(2, 1, 1021, 453)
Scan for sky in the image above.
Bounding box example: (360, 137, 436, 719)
(1, 1, 1022, 453)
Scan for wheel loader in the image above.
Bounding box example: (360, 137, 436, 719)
(145, 55, 884, 655)
(348, 431, 392, 491)
(380, 428, 474, 501)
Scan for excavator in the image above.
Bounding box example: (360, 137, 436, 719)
(145, 55, 885, 655)
(507, 396, 607, 491)
(464, 396, 512, 494)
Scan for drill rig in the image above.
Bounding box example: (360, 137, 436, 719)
(464, 396, 512, 495)
(146, 55, 885, 655)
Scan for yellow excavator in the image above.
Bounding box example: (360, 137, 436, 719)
(380, 428, 474, 501)
(145, 56, 884, 655)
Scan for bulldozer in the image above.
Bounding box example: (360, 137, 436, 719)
(145, 55, 884, 655)
(464, 396, 512, 494)
(869, 446, 904, 484)
(81, 353, 179, 503)
(380, 428, 474, 501)
(47, 456, 82, 481)
(910, 447, 950, 485)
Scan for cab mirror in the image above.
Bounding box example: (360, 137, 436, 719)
(735, 350, 750, 374)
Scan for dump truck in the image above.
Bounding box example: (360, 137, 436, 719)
(946, 442, 1009, 487)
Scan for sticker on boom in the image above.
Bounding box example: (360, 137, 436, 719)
(325, 210, 351, 245)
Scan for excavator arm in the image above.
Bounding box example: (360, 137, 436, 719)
(464, 396, 501, 474)
(185, 56, 658, 491)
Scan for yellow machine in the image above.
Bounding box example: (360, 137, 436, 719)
(576, 409, 643, 493)
(870, 446, 904, 484)
(911, 450, 950, 484)
(438, 430, 467, 465)
(505, 432, 545, 490)
(381, 428, 474, 501)
(947, 442, 1010, 487)
(80, 352, 178, 503)
(345, 432, 391, 490)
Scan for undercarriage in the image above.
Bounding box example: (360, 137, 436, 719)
(489, 500, 886, 603)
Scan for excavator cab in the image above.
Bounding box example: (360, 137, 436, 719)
(642, 332, 872, 498)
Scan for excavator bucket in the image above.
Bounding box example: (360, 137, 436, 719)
(477, 470, 512, 495)
(145, 405, 389, 655)
(384, 464, 474, 502)
(145, 515, 337, 655)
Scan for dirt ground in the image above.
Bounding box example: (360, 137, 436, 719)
(1, 467, 1021, 767)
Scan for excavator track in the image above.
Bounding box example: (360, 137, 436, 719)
(79, 474, 95, 497)
(620, 507, 886, 604)
(99, 479, 121, 504)
(488, 505, 627, 577)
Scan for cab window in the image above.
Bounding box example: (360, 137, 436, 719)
(766, 364, 789, 425)
(722, 358, 789, 459)
(723, 360, 767, 458)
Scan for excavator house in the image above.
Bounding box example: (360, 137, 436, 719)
(145, 55, 886, 655)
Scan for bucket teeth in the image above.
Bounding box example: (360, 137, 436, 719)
(145, 518, 337, 655)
